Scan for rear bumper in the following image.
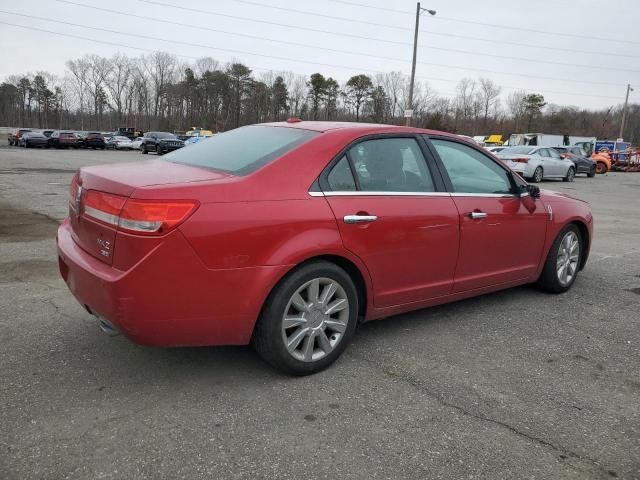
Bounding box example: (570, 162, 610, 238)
(56, 219, 290, 347)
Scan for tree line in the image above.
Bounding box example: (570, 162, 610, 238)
(0, 51, 637, 142)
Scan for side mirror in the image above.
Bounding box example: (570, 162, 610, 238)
(518, 184, 539, 214)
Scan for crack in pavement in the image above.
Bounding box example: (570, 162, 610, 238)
(352, 352, 611, 478)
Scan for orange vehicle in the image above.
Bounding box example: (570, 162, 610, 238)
(591, 149, 612, 174)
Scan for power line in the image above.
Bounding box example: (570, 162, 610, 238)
(46, 3, 640, 75)
(426, 31, 640, 60)
(227, 0, 406, 31)
(209, 0, 640, 62)
(0, 20, 625, 101)
(430, 16, 640, 46)
(1, 9, 626, 89)
(325, 0, 410, 14)
(135, 0, 408, 45)
(324, 0, 639, 46)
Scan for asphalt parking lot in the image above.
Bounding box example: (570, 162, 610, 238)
(1, 144, 639, 479)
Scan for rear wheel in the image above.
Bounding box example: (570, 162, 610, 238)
(563, 167, 575, 182)
(531, 166, 543, 183)
(537, 224, 582, 293)
(595, 162, 607, 174)
(252, 261, 359, 376)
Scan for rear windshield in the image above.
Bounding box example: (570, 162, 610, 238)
(500, 146, 536, 155)
(164, 126, 319, 175)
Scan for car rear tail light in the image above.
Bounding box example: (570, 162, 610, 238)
(513, 158, 529, 163)
(80, 190, 198, 235)
(118, 200, 198, 234)
(69, 173, 80, 201)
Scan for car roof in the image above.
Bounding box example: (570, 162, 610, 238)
(257, 121, 460, 138)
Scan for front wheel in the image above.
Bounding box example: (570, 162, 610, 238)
(141, 145, 148, 154)
(252, 261, 359, 376)
(563, 167, 575, 182)
(537, 224, 582, 293)
(587, 166, 596, 178)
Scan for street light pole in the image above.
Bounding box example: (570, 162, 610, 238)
(619, 83, 633, 140)
(405, 3, 436, 126)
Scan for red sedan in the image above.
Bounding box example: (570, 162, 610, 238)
(57, 121, 593, 375)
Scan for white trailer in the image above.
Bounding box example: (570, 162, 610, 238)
(508, 133, 596, 147)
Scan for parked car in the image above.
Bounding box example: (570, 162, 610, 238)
(106, 135, 134, 150)
(74, 131, 89, 148)
(496, 146, 576, 182)
(184, 134, 213, 146)
(52, 131, 83, 149)
(8, 128, 32, 146)
(130, 137, 144, 150)
(552, 146, 596, 177)
(486, 146, 507, 154)
(57, 121, 593, 375)
(140, 132, 184, 155)
(85, 132, 106, 149)
(18, 132, 49, 148)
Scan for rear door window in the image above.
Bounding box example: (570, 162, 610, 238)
(349, 138, 435, 192)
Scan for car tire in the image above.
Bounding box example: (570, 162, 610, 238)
(595, 162, 607, 174)
(531, 166, 543, 183)
(563, 167, 575, 182)
(587, 166, 596, 178)
(141, 145, 148, 154)
(537, 224, 582, 294)
(252, 260, 359, 376)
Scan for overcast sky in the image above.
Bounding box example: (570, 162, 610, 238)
(0, 0, 637, 110)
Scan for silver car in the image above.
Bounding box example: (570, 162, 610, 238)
(496, 146, 576, 183)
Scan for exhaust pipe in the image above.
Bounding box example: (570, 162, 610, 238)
(98, 317, 120, 337)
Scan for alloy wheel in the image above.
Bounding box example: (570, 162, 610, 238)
(556, 231, 580, 286)
(534, 167, 543, 183)
(281, 277, 350, 362)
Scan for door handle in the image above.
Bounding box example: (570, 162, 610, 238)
(344, 214, 378, 224)
(468, 211, 488, 219)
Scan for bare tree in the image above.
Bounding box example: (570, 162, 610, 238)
(84, 55, 112, 128)
(195, 57, 220, 76)
(144, 52, 178, 123)
(289, 74, 307, 118)
(479, 78, 501, 127)
(105, 54, 131, 123)
(66, 57, 90, 129)
(506, 90, 527, 132)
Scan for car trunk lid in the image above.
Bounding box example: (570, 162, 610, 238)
(70, 159, 230, 266)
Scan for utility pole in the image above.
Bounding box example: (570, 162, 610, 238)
(619, 83, 634, 140)
(405, 3, 436, 126)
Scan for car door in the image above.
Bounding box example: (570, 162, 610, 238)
(535, 148, 554, 176)
(546, 147, 567, 176)
(427, 137, 548, 292)
(320, 136, 460, 307)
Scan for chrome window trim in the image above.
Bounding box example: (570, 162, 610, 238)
(450, 193, 516, 198)
(308, 191, 516, 198)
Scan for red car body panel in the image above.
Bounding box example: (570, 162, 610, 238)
(326, 195, 459, 306)
(56, 122, 593, 347)
(450, 196, 548, 292)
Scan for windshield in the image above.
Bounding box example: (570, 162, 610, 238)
(500, 146, 536, 155)
(150, 132, 176, 139)
(164, 126, 318, 175)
